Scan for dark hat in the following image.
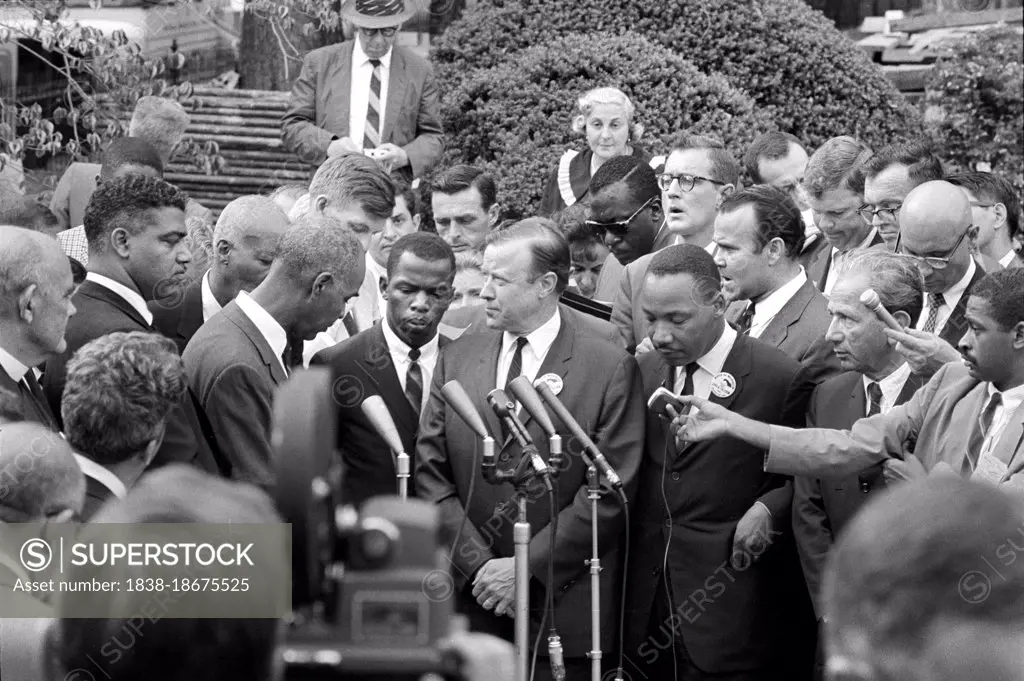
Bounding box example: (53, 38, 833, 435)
(340, 0, 418, 29)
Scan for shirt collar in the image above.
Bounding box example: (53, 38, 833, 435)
(86, 272, 154, 326)
(381, 315, 440, 365)
(502, 308, 562, 361)
(985, 381, 1024, 409)
(832, 227, 878, 257)
(352, 37, 393, 69)
(999, 249, 1018, 269)
(235, 291, 289, 366)
(940, 257, 976, 303)
(0, 346, 30, 383)
(200, 271, 224, 323)
(73, 453, 127, 500)
(752, 268, 807, 323)
(863, 361, 912, 407)
(692, 323, 738, 377)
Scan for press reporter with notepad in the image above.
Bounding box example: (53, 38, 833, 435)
(672, 268, 1024, 492)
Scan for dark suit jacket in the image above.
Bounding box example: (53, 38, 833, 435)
(625, 334, 816, 675)
(415, 305, 645, 657)
(726, 279, 841, 386)
(797, 232, 830, 273)
(934, 263, 987, 348)
(41, 280, 225, 475)
(183, 300, 288, 490)
(150, 275, 205, 355)
(281, 41, 444, 178)
(791, 370, 926, 617)
(0, 363, 57, 429)
(311, 321, 450, 507)
(806, 230, 885, 292)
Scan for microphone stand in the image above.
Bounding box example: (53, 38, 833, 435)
(586, 465, 601, 681)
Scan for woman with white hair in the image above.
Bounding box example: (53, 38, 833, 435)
(538, 86, 648, 216)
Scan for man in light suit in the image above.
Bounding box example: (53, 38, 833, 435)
(281, 0, 444, 180)
(415, 220, 644, 681)
(184, 214, 365, 490)
(674, 268, 1024, 491)
(623, 244, 816, 681)
(312, 233, 455, 507)
(716, 185, 840, 386)
(949, 171, 1023, 270)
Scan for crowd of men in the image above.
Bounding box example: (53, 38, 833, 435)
(2, 1, 1024, 680)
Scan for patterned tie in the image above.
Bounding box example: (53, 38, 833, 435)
(922, 292, 946, 334)
(363, 59, 383, 150)
(964, 392, 1003, 475)
(406, 347, 423, 417)
(866, 382, 882, 417)
(503, 337, 528, 391)
(734, 303, 756, 336)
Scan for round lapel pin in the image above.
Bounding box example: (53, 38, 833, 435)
(710, 372, 736, 399)
(537, 373, 564, 396)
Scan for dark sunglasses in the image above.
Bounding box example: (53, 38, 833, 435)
(585, 196, 657, 239)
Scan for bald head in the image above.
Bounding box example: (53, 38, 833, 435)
(896, 181, 975, 293)
(0, 423, 84, 521)
(211, 196, 291, 295)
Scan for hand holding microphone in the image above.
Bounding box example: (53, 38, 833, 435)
(859, 289, 904, 332)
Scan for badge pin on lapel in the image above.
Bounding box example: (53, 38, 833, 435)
(710, 372, 736, 398)
(537, 373, 563, 396)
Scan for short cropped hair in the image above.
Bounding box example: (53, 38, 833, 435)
(0, 226, 65, 317)
(589, 155, 659, 205)
(0, 423, 83, 521)
(970, 269, 1024, 331)
(863, 139, 944, 185)
(570, 86, 644, 140)
(838, 250, 924, 322)
(268, 184, 307, 202)
(455, 250, 483, 273)
(647, 243, 722, 305)
(99, 137, 164, 179)
(667, 133, 741, 186)
(83, 174, 188, 252)
(430, 165, 497, 211)
(947, 171, 1021, 240)
(61, 332, 186, 466)
(386, 231, 455, 278)
(213, 195, 287, 246)
(486, 218, 570, 294)
(743, 132, 805, 184)
(718, 185, 804, 258)
(308, 154, 395, 220)
(274, 213, 363, 287)
(0, 194, 59, 232)
(803, 136, 873, 199)
(127, 96, 189, 162)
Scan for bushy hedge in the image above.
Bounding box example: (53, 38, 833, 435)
(438, 32, 775, 219)
(926, 26, 1024, 195)
(433, 0, 921, 150)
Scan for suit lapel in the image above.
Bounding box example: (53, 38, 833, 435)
(517, 308, 575, 433)
(708, 333, 752, 413)
(940, 265, 986, 346)
(994, 402, 1024, 479)
(79, 281, 150, 329)
(178, 278, 205, 340)
(758, 280, 814, 349)
(473, 333, 505, 441)
(381, 49, 407, 144)
(326, 42, 353, 132)
(357, 324, 418, 434)
(223, 303, 287, 385)
(895, 371, 927, 405)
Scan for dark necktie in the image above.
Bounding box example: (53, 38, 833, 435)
(964, 392, 1003, 475)
(363, 59, 383, 150)
(406, 347, 423, 417)
(866, 381, 882, 417)
(734, 303, 756, 336)
(19, 371, 57, 429)
(678, 362, 698, 397)
(503, 337, 528, 391)
(922, 292, 946, 334)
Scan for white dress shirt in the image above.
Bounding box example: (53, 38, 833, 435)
(748, 268, 807, 339)
(352, 253, 387, 329)
(86, 272, 153, 326)
(823, 228, 878, 295)
(674, 323, 738, 398)
(496, 308, 562, 389)
(862, 361, 912, 416)
(0, 346, 30, 383)
(349, 39, 392, 150)
(73, 453, 127, 500)
(914, 258, 976, 335)
(978, 382, 1024, 460)
(200, 271, 225, 323)
(382, 317, 440, 414)
(235, 291, 289, 375)
(999, 249, 1017, 269)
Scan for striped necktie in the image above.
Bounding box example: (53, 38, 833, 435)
(363, 59, 383, 150)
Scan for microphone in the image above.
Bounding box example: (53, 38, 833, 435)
(534, 380, 623, 490)
(508, 376, 563, 467)
(441, 380, 497, 483)
(361, 395, 409, 499)
(859, 289, 904, 333)
(487, 388, 551, 478)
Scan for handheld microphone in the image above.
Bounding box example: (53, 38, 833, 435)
(361, 395, 409, 499)
(859, 289, 904, 333)
(508, 376, 563, 466)
(534, 380, 624, 490)
(487, 388, 551, 478)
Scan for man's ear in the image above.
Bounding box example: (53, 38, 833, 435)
(311, 271, 333, 297)
(378, 275, 389, 300)
(487, 203, 501, 228)
(892, 309, 913, 330)
(314, 195, 329, 214)
(649, 199, 664, 223)
(412, 214, 422, 230)
(18, 283, 39, 323)
(110, 227, 131, 258)
(1011, 320, 1024, 350)
(992, 202, 1008, 231)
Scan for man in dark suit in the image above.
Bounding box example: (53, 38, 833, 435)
(949, 171, 1023, 270)
(312, 232, 456, 506)
(623, 244, 816, 681)
(41, 175, 225, 475)
(151, 195, 290, 354)
(0, 226, 77, 430)
(185, 214, 365, 490)
(800, 136, 883, 295)
(60, 331, 187, 521)
(281, 0, 444, 179)
(416, 220, 645, 680)
(715, 185, 840, 386)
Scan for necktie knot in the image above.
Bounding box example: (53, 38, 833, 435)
(514, 336, 528, 352)
(370, 58, 381, 68)
(735, 303, 756, 335)
(408, 347, 421, 362)
(928, 292, 946, 310)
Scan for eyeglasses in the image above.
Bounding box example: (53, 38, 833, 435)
(857, 203, 902, 225)
(657, 172, 725, 192)
(969, 201, 996, 209)
(893, 225, 972, 270)
(359, 27, 398, 37)
(585, 196, 657, 239)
